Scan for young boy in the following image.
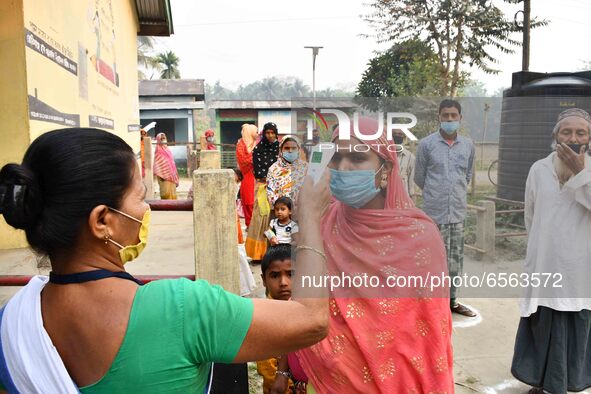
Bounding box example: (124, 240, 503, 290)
(266, 196, 298, 245)
(256, 245, 294, 393)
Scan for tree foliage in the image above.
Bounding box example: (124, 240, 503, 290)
(356, 39, 458, 98)
(136, 36, 161, 80)
(364, 0, 547, 97)
(156, 51, 181, 79)
(205, 76, 353, 100)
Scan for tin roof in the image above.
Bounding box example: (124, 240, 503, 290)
(139, 79, 205, 97)
(135, 0, 174, 36)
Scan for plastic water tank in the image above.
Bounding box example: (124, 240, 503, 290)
(497, 71, 591, 201)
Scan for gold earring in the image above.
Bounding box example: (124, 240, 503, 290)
(380, 173, 388, 189)
(104, 233, 110, 245)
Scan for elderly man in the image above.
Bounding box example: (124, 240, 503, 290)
(415, 99, 476, 317)
(393, 129, 417, 201)
(511, 108, 591, 394)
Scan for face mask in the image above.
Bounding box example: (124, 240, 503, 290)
(393, 135, 404, 145)
(206, 137, 213, 142)
(566, 143, 588, 154)
(282, 151, 299, 163)
(107, 208, 151, 264)
(329, 164, 384, 209)
(440, 121, 460, 135)
(313, 136, 320, 143)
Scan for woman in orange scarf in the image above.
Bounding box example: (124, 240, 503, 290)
(153, 132, 179, 200)
(236, 124, 258, 226)
(296, 118, 453, 393)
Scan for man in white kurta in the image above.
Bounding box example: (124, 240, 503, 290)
(512, 108, 591, 394)
(520, 146, 591, 316)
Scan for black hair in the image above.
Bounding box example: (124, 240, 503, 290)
(233, 168, 243, 182)
(439, 99, 462, 115)
(0, 128, 137, 257)
(274, 196, 292, 211)
(261, 244, 292, 276)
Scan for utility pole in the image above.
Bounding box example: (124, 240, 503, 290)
(304, 46, 323, 111)
(522, 0, 531, 71)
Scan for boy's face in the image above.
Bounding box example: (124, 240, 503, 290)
(262, 259, 292, 300)
(274, 203, 290, 221)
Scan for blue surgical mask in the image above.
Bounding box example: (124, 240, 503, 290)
(329, 165, 384, 209)
(282, 151, 299, 163)
(440, 121, 460, 135)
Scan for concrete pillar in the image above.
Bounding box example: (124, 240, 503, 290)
(143, 137, 154, 199)
(192, 169, 239, 294)
(476, 200, 496, 261)
(186, 144, 198, 176)
(199, 150, 221, 170)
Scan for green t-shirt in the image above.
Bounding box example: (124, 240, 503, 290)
(80, 278, 253, 393)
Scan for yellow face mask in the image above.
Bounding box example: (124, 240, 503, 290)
(107, 207, 151, 264)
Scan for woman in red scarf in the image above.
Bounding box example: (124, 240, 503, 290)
(204, 129, 216, 151)
(153, 132, 179, 200)
(296, 118, 453, 393)
(236, 124, 258, 226)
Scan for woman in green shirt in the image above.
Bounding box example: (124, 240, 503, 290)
(0, 128, 329, 393)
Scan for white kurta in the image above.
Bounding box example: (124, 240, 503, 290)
(520, 152, 591, 317)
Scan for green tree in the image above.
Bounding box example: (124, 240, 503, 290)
(206, 81, 236, 99)
(136, 36, 161, 80)
(156, 51, 181, 79)
(287, 78, 311, 97)
(364, 0, 546, 97)
(357, 39, 447, 99)
(205, 77, 353, 100)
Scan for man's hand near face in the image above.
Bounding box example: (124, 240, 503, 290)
(556, 143, 587, 175)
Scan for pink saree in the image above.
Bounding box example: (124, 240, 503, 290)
(296, 118, 453, 393)
(154, 133, 179, 186)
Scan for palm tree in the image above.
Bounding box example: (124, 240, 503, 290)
(260, 77, 281, 99)
(156, 51, 181, 79)
(137, 36, 161, 79)
(289, 78, 311, 98)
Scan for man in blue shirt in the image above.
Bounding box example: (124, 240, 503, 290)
(414, 99, 477, 317)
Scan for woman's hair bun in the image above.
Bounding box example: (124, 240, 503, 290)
(0, 163, 43, 230)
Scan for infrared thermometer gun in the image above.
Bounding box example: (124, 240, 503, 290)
(306, 143, 335, 184)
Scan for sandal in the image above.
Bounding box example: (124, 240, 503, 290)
(451, 303, 477, 317)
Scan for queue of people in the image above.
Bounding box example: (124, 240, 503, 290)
(241, 123, 308, 263)
(0, 102, 590, 394)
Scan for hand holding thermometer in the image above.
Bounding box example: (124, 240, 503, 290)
(306, 143, 335, 184)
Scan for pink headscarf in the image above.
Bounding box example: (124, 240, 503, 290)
(154, 133, 179, 186)
(296, 117, 453, 393)
(241, 124, 258, 153)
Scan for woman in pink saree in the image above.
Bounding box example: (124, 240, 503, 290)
(296, 118, 453, 393)
(153, 132, 179, 200)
